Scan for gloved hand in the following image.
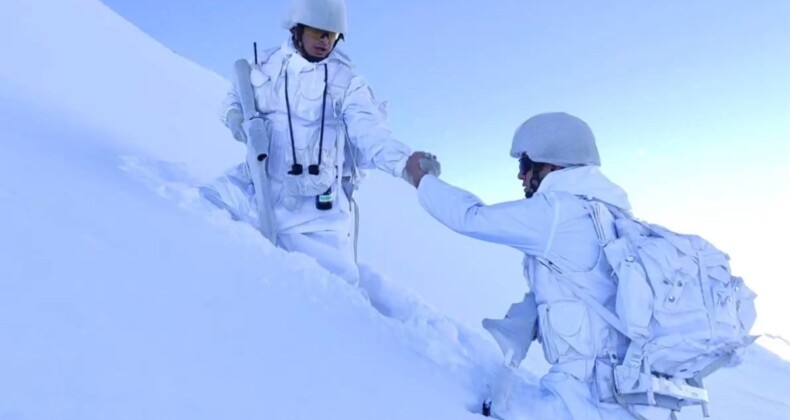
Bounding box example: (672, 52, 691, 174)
(420, 153, 441, 177)
(226, 109, 247, 144)
(403, 151, 441, 188)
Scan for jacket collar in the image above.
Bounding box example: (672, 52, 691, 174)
(536, 165, 632, 210)
(281, 39, 354, 72)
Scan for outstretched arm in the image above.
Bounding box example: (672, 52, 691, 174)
(417, 175, 552, 253)
(342, 75, 413, 177)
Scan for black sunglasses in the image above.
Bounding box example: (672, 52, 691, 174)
(519, 153, 535, 176)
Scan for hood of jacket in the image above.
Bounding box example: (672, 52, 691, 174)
(536, 165, 631, 211)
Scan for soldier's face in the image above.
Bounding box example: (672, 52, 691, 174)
(517, 168, 535, 198)
(300, 26, 338, 59)
(517, 160, 555, 198)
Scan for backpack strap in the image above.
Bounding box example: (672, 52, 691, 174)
(587, 199, 615, 246)
(696, 250, 718, 341)
(257, 46, 279, 65)
(539, 257, 630, 337)
(540, 256, 657, 403)
(542, 197, 658, 401)
(539, 196, 628, 335)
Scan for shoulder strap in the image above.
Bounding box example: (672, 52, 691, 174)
(588, 200, 616, 246)
(540, 257, 631, 338)
(256, 46, 279, 65)
(594, 199, 697, 256)
(328, 63, 355, 109)
(536, 196, 630, 336)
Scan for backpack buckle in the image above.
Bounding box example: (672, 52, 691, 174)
(650, 376, 709, 405)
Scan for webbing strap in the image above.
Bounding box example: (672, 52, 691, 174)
(613, 390, 650, 420)
(697, 250, 717, 345)
(544, 259, 631, 338)
(352, 194, 360, 262)
(589, 201, 614, 246)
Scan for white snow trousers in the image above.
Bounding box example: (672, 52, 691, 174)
(277, 230, 359, 286)
(199, 164, 360, 286)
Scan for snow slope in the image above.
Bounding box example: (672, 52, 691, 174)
(0, 115, 490, 420)
(2, 0, 790, 419)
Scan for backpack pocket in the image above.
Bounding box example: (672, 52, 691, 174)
(709, 268, 756, 342)
(732, 276, 757, 334)
(538, 300, 595, 365)
(709, 265, 740, 339)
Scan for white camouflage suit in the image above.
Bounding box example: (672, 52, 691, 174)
(212, 39, 412, 285)
(418, 166, 672, 419)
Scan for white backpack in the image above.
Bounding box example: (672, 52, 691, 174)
(548, 199, 758, 417)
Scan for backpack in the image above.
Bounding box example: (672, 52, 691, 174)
(547, 198, 758, 418)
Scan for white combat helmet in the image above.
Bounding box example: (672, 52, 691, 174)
(509, 112, 601, 167)
(283, 0, 348, 34)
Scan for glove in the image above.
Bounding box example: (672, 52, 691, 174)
(226, 109, 247, 144)
(419, 153, 441, 177)
(402, 151, 441, 188)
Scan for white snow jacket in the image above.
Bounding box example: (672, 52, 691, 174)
(221, 39, 412, 234)
(418, 166, 671, 419)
